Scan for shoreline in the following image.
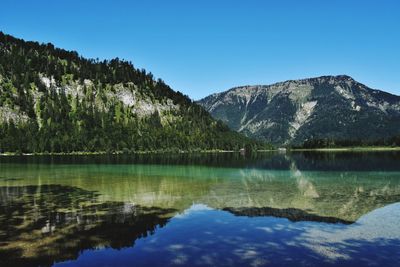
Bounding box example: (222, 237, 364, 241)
(1, 146, 400, 156)
(0, 149, 269, 156)
(289, 147, 400, 152)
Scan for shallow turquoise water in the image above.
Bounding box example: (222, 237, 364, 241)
(0, 152, 399, 266)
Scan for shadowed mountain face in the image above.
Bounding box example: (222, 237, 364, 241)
(198, 75, 400, 145)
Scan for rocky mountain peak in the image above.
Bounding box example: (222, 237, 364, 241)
(198, 76, 400, 146)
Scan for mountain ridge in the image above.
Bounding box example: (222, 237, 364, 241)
(205, 75, 399, 100)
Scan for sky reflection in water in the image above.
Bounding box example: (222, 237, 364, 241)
(0, 152, 399, 267)
(54, 203, 400, 267)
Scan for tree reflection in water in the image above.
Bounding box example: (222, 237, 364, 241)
(0, 152, 400, 267)
(0, 185, 177, 267)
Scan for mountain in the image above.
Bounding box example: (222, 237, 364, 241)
(0, 32, 267, 153)
(198, 75, 400, 146)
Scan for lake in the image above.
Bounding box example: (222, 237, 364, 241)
(0, 152, 399, 267)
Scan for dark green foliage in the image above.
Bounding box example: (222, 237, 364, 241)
(0, 32, 269, 153)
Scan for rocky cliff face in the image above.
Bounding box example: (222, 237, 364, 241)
(198, 75, 400, 145)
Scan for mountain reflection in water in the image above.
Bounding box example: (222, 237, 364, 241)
(0, 151, 399, 267)
(0, 185, 176, 267)
(223, 206, 353, 224)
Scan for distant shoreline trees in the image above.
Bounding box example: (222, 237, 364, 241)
(292, 136, 400, 149)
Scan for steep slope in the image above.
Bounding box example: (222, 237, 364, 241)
(0, 32, 265, 153)
(198, 76, 400, 146)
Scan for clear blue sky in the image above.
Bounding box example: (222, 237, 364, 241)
(1, 0, 399, 99)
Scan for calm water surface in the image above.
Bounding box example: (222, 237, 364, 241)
(0, 152, 400, 267)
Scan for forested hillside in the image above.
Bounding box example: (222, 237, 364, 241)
(0, 32, 267, 153)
